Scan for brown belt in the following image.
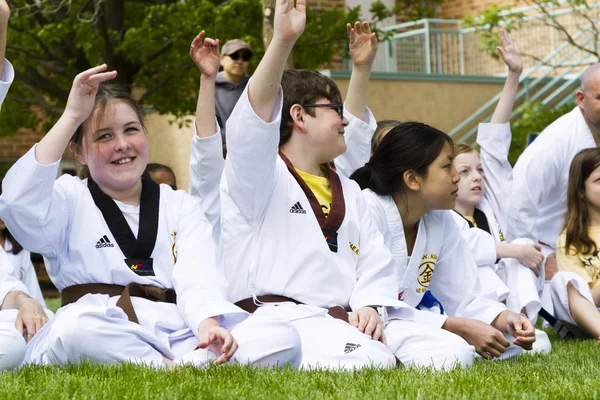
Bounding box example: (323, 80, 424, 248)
(61, 283, 177, 324)
(234, 295, 350, 323)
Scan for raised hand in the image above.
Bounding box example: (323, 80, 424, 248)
(64, 64, 117, 124)
(496, 27, 522, 74)
(190, 31, 220, 79)
(273, 0, 306, 45)
(348, 21, 378, 67)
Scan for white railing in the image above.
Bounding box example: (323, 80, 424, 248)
(371, 0, 600, 76)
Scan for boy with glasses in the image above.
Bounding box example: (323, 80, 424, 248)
(219, 0, 414, 369)
(215, 39, 254, 143)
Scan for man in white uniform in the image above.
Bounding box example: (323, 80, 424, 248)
(508, 63, 600, 314)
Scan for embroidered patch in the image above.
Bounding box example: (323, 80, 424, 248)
(289, 202, 307, 214)
(349, 241, 359, 256)
(323, 230, 338, 253)
(95, 235, 114, 249)
(416, 253, 437, 294)
(126, 258, 155, 276)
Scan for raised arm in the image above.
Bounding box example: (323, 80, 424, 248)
(36, 65, 117, 165)
(491, 28, 522, 124)
(248, 0, 305, 121)
(345, 21, 377, 119)
(191, 31, 220, 139)
(335, 21, 378, 178)
(0, 0, 9, 79)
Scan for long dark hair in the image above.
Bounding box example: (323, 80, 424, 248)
(0, 180, 23, 254)
(563, 148, 600, 255)
(351, 121, 453, 196)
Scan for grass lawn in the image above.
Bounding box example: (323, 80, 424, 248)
(3, 300, 598, 399)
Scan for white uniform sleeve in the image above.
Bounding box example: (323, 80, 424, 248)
(171, 194, 246, 337)
(430, 213, 506, 325)
(0, 145, 71, 263)
(223, 83, 282, 222)
(450, 211, 498, 268)
(19, 252, 46, 307)
(334, 106, 376, 179)
(0, 59, 15, 109)
(0, 247, 30, 306)
(476, 123, 513, 230)
(507, 143, 559, 242)
(349, 187, 411, 312)
(188, 121, 225, 245)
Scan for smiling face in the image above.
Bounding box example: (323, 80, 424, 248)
(454, 149, 485, 209)
(302, 99, 349, 163)
(418, 141, 460, 210)
(73, 100, 149, 194)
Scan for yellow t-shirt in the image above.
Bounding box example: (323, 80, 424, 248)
(556, 227, 600, 289)
(296, 168, 332, 218)
(464, 216, 477, 228)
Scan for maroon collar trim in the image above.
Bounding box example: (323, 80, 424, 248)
(279, 151, 346, 234)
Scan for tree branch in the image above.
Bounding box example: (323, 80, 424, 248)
(145, 40, 173, 64)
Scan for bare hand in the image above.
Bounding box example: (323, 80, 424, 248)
(15, 298, 49, 343)
(496, 27, 522, 74)
(446, 317, 510, 360)
(349, 306, 386, 344)
(190, 31, 220, 79)
(505, 312, 536, 350)
(516, 243, 543, 276)
(197, 319, 238, 364)
(348, 21, 378, 67)
(0, 0, 10, 26)
(64, 65, 118, 124)
(273, 0, 306, 45)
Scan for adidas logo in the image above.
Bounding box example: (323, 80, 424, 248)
(95, 235, 115, 249)
(344, 343, 361, 354)
(289, 201, 306, 214)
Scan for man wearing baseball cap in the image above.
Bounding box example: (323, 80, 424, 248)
(216, 39, 254, 142)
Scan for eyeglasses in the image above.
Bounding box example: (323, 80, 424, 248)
(302, 103, 344, 119)
(228, 52, 252, 62)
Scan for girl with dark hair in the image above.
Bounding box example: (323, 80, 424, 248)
(550, 148, 600, 343)
(0, 63, 301, 368)
(351, 121, 537, 363)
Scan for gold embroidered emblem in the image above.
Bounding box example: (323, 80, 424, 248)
(416, 253, 437, 293)
(171, 232, 178, 263)
(349, 242, 359, 256)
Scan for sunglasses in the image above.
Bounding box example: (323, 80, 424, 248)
(229, 52, 252, 62)
(302, 103, 344, 119)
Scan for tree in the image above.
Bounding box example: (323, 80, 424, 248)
(1, 0, 361, 136)
(464, 0, 600, 65)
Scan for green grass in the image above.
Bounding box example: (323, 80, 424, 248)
(6, 301, 597, 399)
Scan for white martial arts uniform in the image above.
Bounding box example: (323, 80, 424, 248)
(0, 147, 301, 368)
(3, 241, 46, 306)
(453, 123, 545, 323)
(0, 58, 14, 110)
(363, 190, 553, 360)
(508, 107, 595, 318)
(221, 85, 413, 370)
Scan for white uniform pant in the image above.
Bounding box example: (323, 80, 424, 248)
(0, 309, 26, 371)
(24, 295, 301, 369)
(251, 303, 396, 370)
(540, 244, 556, 319)
(385, 320, 475, 370)
(550, 271, 597, 329)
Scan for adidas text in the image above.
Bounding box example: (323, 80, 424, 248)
(289, 202, 306, 214)
(96, 235, 115, 249)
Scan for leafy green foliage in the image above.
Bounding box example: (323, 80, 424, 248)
(1, 0, 372, 138)
(508, 100, 575, 164)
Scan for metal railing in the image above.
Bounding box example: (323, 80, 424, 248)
(371, 0, 600, 76)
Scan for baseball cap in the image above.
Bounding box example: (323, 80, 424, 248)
(221, 39, 254, 57)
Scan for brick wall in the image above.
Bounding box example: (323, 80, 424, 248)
(436, 0, 525, 20)
(0, 129, 45, 160)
